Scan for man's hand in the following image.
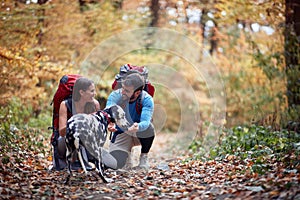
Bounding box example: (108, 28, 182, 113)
(126, 122, 139, 134)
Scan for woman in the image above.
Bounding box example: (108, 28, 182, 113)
(59, 77, 100, 136)
(56, 77, 100, 170)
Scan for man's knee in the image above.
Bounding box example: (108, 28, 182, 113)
(137, 123, 155, 139)
(110, 150, 129, 169)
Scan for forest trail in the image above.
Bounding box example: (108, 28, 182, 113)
(130, 132, 185, 168)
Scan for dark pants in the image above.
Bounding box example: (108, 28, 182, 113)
(137, 123, 155, 153)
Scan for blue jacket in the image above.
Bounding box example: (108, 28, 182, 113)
(106, 89, 154, 132)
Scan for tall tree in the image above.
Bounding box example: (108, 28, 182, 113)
(149, 0, 159, 27)
(285, 0, 300, 107)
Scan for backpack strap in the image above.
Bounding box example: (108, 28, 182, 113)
(65, 98, 73, 118)
(136, 91, 146, 115)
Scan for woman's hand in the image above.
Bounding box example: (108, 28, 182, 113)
(107, 122, 117, 132)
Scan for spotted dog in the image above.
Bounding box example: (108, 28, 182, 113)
(65, 105, 129, 184)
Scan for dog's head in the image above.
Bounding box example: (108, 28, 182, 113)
(104, 105, 130, 131)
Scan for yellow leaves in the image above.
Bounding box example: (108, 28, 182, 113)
(269, 190, 280, 197)
(34, 164, 45, 170)
(0, 46, 72, 110)
(47, 156, 53, 163)
(226, 154, 236, 161)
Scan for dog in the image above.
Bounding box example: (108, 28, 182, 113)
(65, 104, 130, 184)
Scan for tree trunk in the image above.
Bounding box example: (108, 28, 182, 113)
(37, 8, 45, 45)
(285, 0, 300, 107)
(112, 0, 124, 9)
(200, 8, 208, 41)
(149, 0, 159, 27)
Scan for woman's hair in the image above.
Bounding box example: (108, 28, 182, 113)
(123, 73, 145, 92)
(72, 77, 94, 101)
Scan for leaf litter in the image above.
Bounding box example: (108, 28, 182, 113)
(0, 133, 299, 199)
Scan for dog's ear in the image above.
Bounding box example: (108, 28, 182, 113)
(103, 106, 111, 115)
(104, 105, 116, 115)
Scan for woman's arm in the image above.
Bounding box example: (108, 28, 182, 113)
(59, 101, 68, 137)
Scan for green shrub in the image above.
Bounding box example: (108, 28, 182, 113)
(0, 97, 49, 153)
(189, 124, 300, 174)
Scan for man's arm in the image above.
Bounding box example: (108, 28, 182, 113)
(138, 95, 154, 132)
(106, 90, 121, 108)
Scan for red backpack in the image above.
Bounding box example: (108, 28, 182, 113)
(50, 74, 82, 170)
(112, 64, 155, 97)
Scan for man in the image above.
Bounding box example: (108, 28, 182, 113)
(105, 73, 155, 169)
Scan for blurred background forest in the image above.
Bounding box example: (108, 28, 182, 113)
(0, 0, 299, 147)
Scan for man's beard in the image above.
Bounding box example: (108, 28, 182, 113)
(122, 94, 129, 101)
(122, 94, 135, 102)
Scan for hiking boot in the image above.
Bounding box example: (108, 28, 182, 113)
(138, 153, 149, 169)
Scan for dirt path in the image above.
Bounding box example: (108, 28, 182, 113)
(130, 132, 188, 168)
